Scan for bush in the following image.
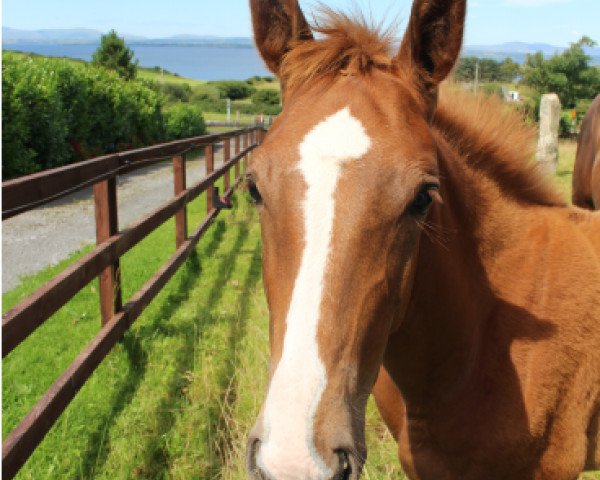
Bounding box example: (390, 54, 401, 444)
(144, 80, 192, 103)
(208, 80, 256, 100)
(513, 93, 541, 125)
(251, 88, 281, 106)
(2, 52, 168, 179)
(194, 97, 227, 113)
(164, 103, 207, 139)
(559, 112, 575, 138)
(247, 75, 276, 84)
(2, 54, 70, 177)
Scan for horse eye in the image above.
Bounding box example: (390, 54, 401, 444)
(246, 176, 262, 204)
(410, 184, 437, 215)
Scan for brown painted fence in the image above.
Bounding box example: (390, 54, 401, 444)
(1, 126, 264, 479)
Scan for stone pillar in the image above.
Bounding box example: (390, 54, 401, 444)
(536, 93, 561, 175)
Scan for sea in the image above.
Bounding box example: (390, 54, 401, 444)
(2, 43, 271, 80)
(4, 43, 598, 81)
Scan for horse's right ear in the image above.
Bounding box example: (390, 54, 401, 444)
(250, 0, 313, 77)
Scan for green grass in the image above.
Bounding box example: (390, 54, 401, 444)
(203, 111, 259, 124)
(555, 139, 578, 201)
(3, 146, 598, 479)
(136, 68, 207, 87)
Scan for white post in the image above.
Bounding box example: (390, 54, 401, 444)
(226, 98, 231, 126)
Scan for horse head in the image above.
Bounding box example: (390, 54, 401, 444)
(246, 1, 466, 478)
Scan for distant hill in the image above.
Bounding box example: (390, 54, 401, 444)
(463, 41, 600, 65)
(2, 27, 253, 47)
(3, 27, 599, 63)
(467, 42, 564, 55)
(2, 27, 144, 44)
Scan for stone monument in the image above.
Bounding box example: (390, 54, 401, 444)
(536, 93, 561, 175)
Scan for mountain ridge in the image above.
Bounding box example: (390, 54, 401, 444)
(3, 27, 600, 59)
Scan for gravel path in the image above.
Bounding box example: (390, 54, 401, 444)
(2, 148, 227, 292)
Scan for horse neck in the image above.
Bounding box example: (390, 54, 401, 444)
(385, 129, 534, 407)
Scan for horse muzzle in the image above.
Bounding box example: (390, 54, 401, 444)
(246, 433, 362, 480)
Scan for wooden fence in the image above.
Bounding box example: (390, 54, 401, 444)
(1, 126, 264, 479)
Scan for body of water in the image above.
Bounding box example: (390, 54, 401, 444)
(3, 43, 271, 80)
(4, 43, 598, 81)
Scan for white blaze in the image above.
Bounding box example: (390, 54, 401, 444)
(257, 107, 372, 479)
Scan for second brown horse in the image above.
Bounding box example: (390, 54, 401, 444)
(573, 94, 600, 209)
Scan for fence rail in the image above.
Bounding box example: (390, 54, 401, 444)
(1, 126, 264, 479)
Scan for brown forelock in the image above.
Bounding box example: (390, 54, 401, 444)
(434, 86, 566, 207)
(279, 8, 396, 93)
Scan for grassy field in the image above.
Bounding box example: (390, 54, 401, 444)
(3, 144, 598, 480)
(203, 112, 262, 125)
(556, 139, 578, 201)
(136, 68, 208, 87)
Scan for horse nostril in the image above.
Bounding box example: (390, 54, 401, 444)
(247, 437, 267, 479)
(332, 449, 352, 480)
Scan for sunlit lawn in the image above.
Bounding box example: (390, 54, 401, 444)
(555, 139, 578, 201)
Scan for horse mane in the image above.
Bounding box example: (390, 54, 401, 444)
(281, 9, 565, 208)
(434, 89, 565, 207)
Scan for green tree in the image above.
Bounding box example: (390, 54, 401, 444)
(209, 80, 256, 100)
(251, 88, 281, 106)
(454, 56, 478, 82)
(454, 57, 515, 83)
(521, 36, 600, 108)
(92, 30, 138, 80)
(499, 57, 521, 82)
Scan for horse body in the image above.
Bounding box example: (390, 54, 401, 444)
(246, 1, 600, 478)
(573, 94, 600, 209)
(374, 102, 600, 479)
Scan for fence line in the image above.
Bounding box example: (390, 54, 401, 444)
(1, 126, 265, 479)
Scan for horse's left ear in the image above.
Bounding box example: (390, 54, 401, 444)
(249, 0, 313, 77)
(395, 0, 466, 113)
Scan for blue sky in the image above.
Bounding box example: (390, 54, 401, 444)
(2, 0, 599, 46)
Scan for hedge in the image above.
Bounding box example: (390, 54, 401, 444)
(164, 103, 207, 139)
(2, 52, 206, 180)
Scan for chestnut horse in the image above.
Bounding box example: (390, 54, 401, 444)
(245, 1, 600, 479)
(573, 94, 600, 210)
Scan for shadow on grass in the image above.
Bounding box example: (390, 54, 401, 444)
(129, 212, 257, 477)
(209, 241, 263, 478)
(78, 202, 260, 477)
(78, 218, 228, 477)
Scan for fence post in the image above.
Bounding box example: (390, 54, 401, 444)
(93, 177, 122, 326)
(234, 134, 241, 181)
(173, 154, 187, 248)
(206, 143, 214, 212)
(242, 129, 249, 174)
(223, 138, 231, 192)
